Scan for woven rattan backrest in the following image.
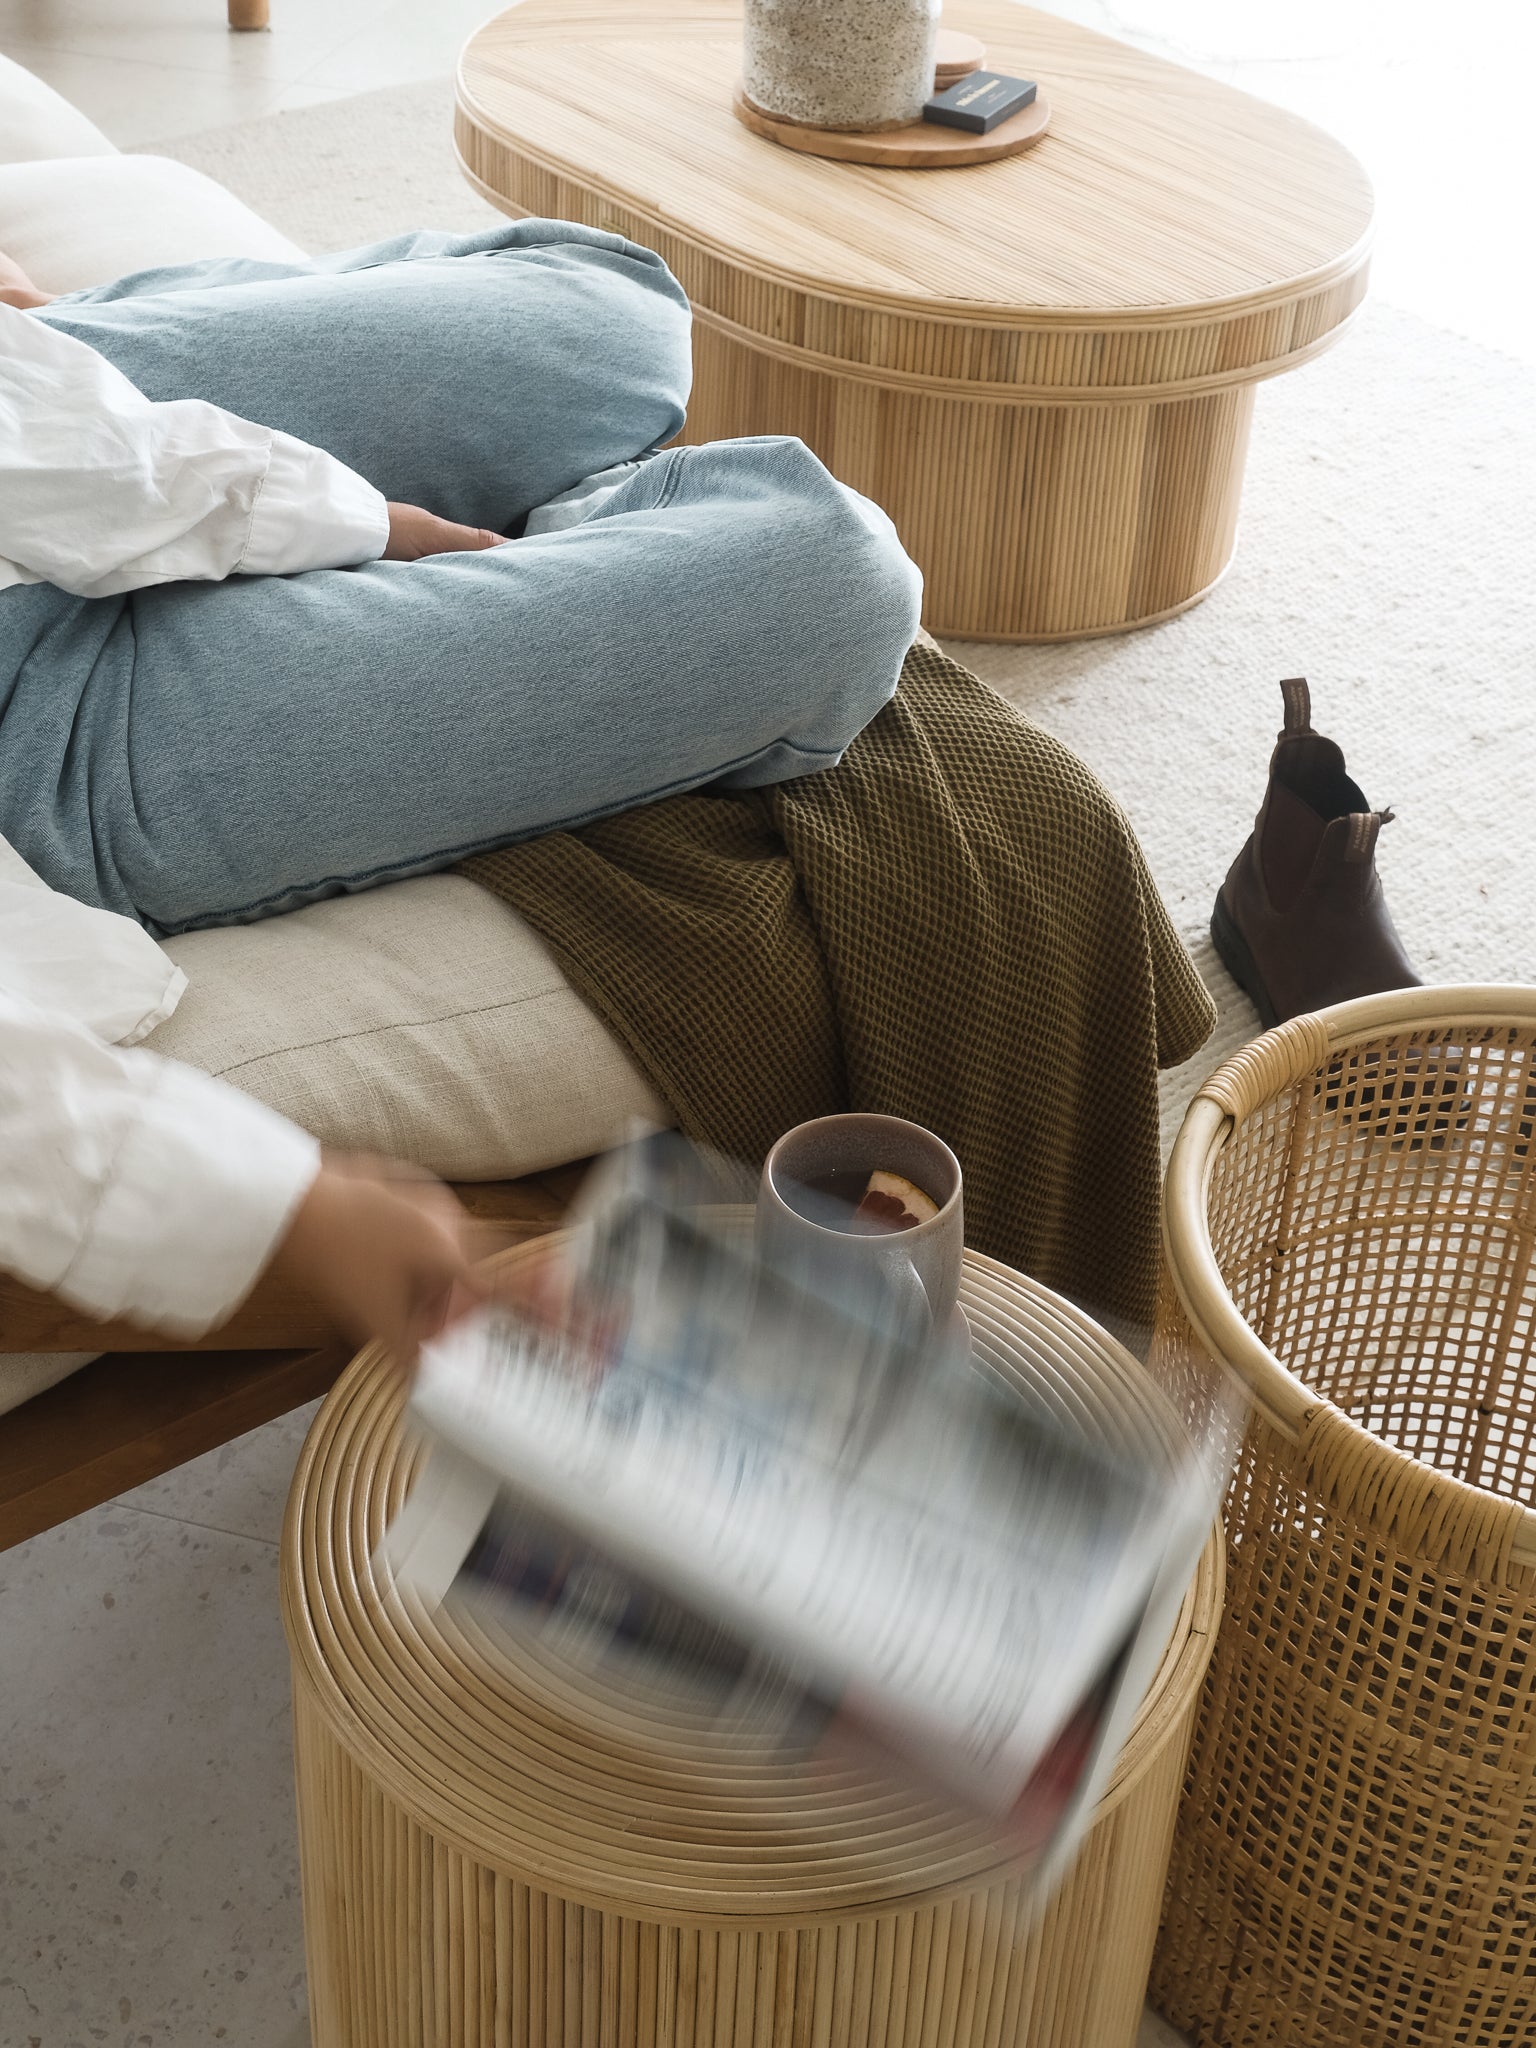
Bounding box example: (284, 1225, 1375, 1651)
(1164, 992, 1536, 1579)
(1225, 1027, 1536, 1482)
(1153, 990, 1536, 2048)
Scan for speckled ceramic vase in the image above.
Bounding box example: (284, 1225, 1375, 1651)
(743, 0, 941, 132)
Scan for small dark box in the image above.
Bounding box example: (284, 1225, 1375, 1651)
(923, 70, 1037, 134)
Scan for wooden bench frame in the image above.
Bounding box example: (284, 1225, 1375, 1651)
(0, 1165, 585, 1552)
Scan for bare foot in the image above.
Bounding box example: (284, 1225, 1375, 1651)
(0, 248, 54, 310)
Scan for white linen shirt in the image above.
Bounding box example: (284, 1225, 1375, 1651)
(0, 305, 398, 1332)
(0, 300, 390, 597)
(0, 838, 320, 1338)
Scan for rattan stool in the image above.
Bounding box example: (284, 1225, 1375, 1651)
(1153, 987, 1536, 2048)
(282, 1238, 1221, 2047)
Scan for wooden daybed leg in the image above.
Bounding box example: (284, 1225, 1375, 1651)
(0, 1343, 349, 1551)
(228, 0, 270, 30)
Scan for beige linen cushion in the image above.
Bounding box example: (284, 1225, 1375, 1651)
(0, 52, 117, 164)
(147, 876, 673, 1181)
(1, 877, 674, 1418)
(0, 153, 305, 293)
(0, 1350, 99, 1417)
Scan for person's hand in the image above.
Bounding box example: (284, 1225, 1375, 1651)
(267, 1152, 519, 1369)
(383, 503, 509, 561)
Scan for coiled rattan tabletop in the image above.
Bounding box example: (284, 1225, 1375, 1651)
(282, 1232, 1221, 2046)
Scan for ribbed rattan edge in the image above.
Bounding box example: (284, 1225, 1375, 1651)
(683, 298, 1372, 408)
(451, 79, 1373, 338)
(283, 1238, 1223, 1930)
(927, 568, 1231, 642)
(451, 118, 1373, 357)
(1164, 984, 1536, 1566)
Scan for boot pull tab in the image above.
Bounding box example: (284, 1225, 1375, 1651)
(1279, 676, 1313, 737)
(1345, 810, 1392, 863)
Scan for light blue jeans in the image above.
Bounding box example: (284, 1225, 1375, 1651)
(0, 222, 922, 934)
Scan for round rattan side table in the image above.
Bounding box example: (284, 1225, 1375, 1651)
(283, 1238, 1222, 2047)
(455, 0, 1372, 642)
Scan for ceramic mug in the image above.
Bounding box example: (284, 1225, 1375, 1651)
(756, 1113, 964, 1347)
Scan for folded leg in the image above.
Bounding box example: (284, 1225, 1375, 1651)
(36, 221, 693, 532)
(5, 437, 921, 933)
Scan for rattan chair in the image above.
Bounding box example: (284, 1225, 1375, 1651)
(1151, 986, 1536, 2048)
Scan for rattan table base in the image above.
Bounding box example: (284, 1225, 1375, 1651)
(283, 1242, 1221, 2047)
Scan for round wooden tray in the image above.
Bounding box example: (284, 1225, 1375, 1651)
(285, 1231, 1222, 2043)
(732, 81, 1051, 168)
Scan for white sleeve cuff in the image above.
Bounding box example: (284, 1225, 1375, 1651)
(239, 429, 390, 578)
(0, 869, 187, 1047)
(60, 1054, 321, 1338)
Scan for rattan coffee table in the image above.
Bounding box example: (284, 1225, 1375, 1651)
(455, 0, 1372, 642)
(284, 1235, 1221, 2047)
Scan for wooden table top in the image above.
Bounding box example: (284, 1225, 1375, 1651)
(457, 0, 1373, 328)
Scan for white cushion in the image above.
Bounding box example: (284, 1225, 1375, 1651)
(0, 877, 670, 1418)
(0, 53, 116, 164)
(0, 154, 305, 294)
(0, 1350, 98, 1419)
(146, 875, 674, 1181)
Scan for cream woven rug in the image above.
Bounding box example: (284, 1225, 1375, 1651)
(159, 85, 1536, 1156)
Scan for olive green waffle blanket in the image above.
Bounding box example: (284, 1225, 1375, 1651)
(463, 640, 1214, 1329)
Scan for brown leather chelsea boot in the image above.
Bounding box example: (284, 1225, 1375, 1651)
(1211, 677, 1421, 1027)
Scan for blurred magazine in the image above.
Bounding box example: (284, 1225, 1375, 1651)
(380, 1141, 1218, 1872)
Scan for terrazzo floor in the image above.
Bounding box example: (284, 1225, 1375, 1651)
(1, 1409, 321, 2044)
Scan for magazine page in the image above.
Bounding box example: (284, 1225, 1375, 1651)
(391, 1158, 1210, 1817)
